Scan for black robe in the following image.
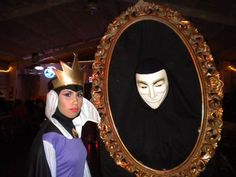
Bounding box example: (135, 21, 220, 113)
(27, 120, 57, 177)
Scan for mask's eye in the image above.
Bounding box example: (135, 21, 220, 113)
(154, 79, 164, 87)
(138, 83, 148, 89)
(141, 85, 147, 89)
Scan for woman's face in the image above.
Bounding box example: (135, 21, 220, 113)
(58, 89, 83, 118)
(136, 69, 169, 109)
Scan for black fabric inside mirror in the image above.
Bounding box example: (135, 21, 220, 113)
(108, 20, 202, 170)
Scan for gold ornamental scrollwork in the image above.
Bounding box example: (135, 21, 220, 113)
(91, 0, 223, 176)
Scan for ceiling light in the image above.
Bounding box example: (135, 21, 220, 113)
(228, 65, 236, 72)
(44, 66, 56, 78)
(0, 66, 13, 73)
(34, 65, 44, 70)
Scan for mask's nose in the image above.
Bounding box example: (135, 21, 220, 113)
(149, 86, 155, 98)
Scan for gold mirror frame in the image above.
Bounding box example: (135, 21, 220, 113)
(91, 1, 223, 176)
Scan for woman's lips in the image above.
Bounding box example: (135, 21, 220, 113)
(70, 108, 79, 112)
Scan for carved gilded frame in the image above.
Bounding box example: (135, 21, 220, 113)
(91, 1, 223, 176)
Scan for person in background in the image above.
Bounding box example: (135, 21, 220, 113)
(27, 54, 100, 177)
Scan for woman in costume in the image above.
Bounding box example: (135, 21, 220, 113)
(27, 54, 100, 177)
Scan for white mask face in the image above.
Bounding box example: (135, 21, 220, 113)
(136, 69, 169, 109)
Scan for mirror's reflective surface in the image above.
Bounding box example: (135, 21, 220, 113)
(108, 20, 202, 170)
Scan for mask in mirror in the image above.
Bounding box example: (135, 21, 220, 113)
(92, 2, 224, 175)
(106, 20, 203, 170)
(136, 69, 169, 109)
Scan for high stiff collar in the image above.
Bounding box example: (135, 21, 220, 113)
(52, 108, 78, 136)
(45, 89, 101, 139)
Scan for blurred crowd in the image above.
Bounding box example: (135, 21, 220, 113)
(0, 97, 46, 142)
(0, 96, 100, 147)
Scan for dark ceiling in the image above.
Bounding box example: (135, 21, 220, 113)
(0, 0, 236, 69)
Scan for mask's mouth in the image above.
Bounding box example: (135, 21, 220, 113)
(142, 92, 166, 102)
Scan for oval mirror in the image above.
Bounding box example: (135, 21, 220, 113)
(92, 1, 223, 176)
(108, 19, 201, 171)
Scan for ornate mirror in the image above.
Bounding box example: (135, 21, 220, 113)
(91, 1, 223, 176)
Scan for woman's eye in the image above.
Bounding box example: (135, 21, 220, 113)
(63, 92, 72, 97)
(77, 92, 83, 97)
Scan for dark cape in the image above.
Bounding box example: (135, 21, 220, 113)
(27, 108, 77, 177)
(27, 120, 58, 177)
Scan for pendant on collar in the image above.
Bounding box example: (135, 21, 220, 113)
(72, 128, 79, 138)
